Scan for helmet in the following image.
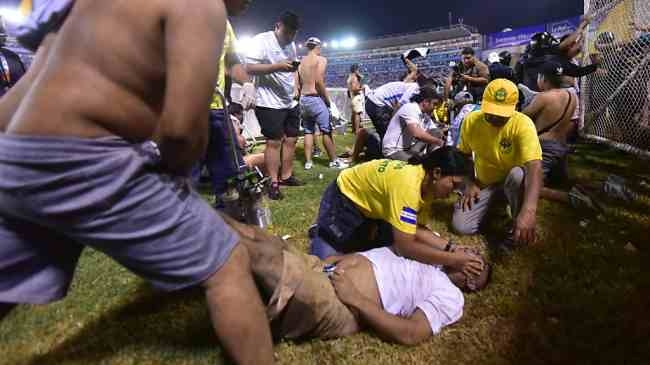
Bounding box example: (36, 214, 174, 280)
(498, 51, 512, 66)
(530, 32, 559, 55)
(453, 91, 474, 105)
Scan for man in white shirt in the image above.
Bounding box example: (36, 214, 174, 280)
(221, 215, 489, 345)
(246, 11, 303, 200)
(382, 87, 445, 161)
(365, 80, 421, 138)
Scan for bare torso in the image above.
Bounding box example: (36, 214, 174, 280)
(6, 0, 167, 142)
(535, 89, 577, 143)
(298, 53, 325, 96)
(347, 73, 361, 96)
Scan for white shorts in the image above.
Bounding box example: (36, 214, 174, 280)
(350, 94, 364, 114)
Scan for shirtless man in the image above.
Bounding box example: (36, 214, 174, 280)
(298, 37, 348, 170)
(347, 63, 364, 135)
(0, 1, 273, 364)
(522, 62, 600, 211)
(221, 214, 476, 345)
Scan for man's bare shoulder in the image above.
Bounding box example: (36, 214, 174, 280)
(157, 0, 223, 20)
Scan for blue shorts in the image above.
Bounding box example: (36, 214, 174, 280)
(300, 96, 331, 134)
(0, 135, 239, 304)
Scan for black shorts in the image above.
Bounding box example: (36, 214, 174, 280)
(540, 139, 569, 185)
(255, 105, 300, 140)
(364, 98, 392, 139)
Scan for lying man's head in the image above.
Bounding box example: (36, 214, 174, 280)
(444, 246, 491, 292)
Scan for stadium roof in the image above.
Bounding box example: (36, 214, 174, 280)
(326, 24, 478, 54)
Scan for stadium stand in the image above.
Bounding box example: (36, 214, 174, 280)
(323, 24, 482, 88)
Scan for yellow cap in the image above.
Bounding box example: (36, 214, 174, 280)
(481, 79, 519, 117)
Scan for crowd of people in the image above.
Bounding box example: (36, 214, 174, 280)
(0, 1, 636, 365)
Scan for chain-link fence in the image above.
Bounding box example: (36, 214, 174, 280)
(581, 0, 650, 156)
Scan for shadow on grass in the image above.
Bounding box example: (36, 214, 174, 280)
(27, 285, 221, 365)
(495, 141, 650, 363)
(503, 202, 650, 364)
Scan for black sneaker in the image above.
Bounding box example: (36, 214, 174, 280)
(268, 183, 283, 200)
(279, 175, 305, 186)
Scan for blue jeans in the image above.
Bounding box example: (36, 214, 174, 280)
(309, 182, 393, 259)
(192, 109, 245, 198)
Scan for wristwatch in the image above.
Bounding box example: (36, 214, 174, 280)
(444, 240, 456, 252)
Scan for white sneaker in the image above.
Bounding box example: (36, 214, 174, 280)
(329, 159, 349, 169)
(304, 161, 313, 170)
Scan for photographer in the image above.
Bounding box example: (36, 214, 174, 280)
(516, 29, 599, 91)
(446, 47, 489, 103)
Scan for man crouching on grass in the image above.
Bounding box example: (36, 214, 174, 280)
(222, 215, 490, 345)
(0, 0, 273, 364)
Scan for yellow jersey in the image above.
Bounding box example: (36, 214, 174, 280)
(210, 21, 238, 110)
(433, 101, 449, 124)
(337, 159, 433, 234)
(458, 110, 542, 185)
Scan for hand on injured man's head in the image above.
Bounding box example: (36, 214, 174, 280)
(445, 247, 491, 292)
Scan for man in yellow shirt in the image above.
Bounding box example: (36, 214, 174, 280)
(453, 79, 543, 247)
(193, 14, 257, 207)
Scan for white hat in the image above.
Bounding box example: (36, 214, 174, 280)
(488, 52, 500, 64)
(305, 37, 322, 47)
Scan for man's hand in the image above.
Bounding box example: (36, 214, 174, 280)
(273, 60, 296, 73)
(405, 58, 418, 72)
(461, 74, 473, 82)
(451, 252, 484, 277)
(461, 182, 481, 212)
(331, 269, 362, 307)
(240, 82, 256, 110)
(514, 209, 537, 245)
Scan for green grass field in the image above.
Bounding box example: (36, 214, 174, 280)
(1, 135, 649, 365)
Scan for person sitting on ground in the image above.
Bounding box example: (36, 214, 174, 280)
(229, 103, 266, 173)
(0, 1, 274, 364)
(453, 79, 543, 250)
(522, 62, 601, 212)
(297, 37, 348, 170)
(382, 87, 445, 161)
(309, 147, 489, 287)
(221, 214, 481, 345)
(447, 91, 480, 148)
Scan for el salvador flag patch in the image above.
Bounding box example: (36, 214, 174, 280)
(400, 207, 417, 225)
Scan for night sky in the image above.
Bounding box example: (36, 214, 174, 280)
(232, 0, 583, 41)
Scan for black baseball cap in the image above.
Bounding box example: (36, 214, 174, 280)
(279, 11, 301, 30)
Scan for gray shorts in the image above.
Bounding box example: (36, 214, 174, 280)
(300, 95, 332, 134)
(0, 135, 239, 304)
(540, 139, 569, 184)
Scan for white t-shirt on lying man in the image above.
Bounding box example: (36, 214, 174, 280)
(359, 247, 464, 334)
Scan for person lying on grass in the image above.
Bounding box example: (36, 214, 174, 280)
(222, 214, 490, 345)
(309, 147, 487, 284)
